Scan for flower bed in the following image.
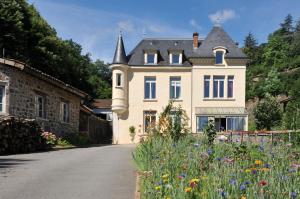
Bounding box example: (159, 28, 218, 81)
(133, 135, 300, 198)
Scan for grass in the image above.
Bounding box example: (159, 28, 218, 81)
(133, 134, 300, 199)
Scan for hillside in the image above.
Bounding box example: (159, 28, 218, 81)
(243, 14, 300, 130)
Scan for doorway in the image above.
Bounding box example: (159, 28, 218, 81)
(215, 117, 227, 132)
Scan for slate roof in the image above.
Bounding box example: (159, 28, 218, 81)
(124, 26, 247, 66)
(112, 34, 128, 64)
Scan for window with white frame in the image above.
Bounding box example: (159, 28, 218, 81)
(170, 77, 181, 99)
(145, 52, 157, 64)
(213, 76, 224, 98)
(0, 86, 5, 113)
(204, 76, 210, 98)
(36, 95, 45, 118)
(227, 76, 234, 98)
(116, 73, 122, 87)
(215, 51, 224, 64)
(144, 77, 156, 99)
(61, 101, 69, 123)
(144, 111, 156, 132)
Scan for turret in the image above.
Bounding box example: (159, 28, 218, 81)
(111, 33, 129, 115)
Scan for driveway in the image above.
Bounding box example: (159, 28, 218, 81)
(0, 145, 136, 199)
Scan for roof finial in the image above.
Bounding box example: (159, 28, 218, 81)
(215, 17, 222, 27)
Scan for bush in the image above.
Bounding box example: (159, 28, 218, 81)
(204, 119, 216, 145)
(129, 126, 136, 143)
(41, 132, 57, 146)
(0, 116, 49, 155)
(62, 132, 91, 146)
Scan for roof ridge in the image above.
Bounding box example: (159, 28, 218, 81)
(143, 38, 205, 40)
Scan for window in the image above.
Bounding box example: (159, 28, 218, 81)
(61, 102, 69, 123)
(116, 73, 122, 87)
(204, 76, 210, 98)
(213, 76, 224, 98)
(215, 51, 224, 64)
(144, 77, 156, 99)
(0, 86, 4, 113)
(196, 116, 208, 132)
(170, 77, 181, 99)
(144, 111, 156, 132)
(36, 95, 45, 118)
(227, 117, 245, 131)
(227, 76, 234, 98)
(147, 53, 155, 64)
(172, 53, 180, 64)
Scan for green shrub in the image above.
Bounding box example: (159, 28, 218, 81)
(62, 132, 91, 146)
(129, 126, 136, 143)
(204, 119, 216, 145)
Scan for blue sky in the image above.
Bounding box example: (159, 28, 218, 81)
(28, 0, 300, 63)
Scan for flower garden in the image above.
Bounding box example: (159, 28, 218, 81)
(133, 104, 300, 199)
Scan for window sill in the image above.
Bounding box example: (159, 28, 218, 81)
(143, 99, 158, 102)
(144, 63, 157, 65)
(203, 98, 236, 101)
(169, 99, 183, 102)
(115, 86, 123, 89)
(214, 64, 225, 66)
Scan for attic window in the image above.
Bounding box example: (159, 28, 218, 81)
(145, 52, 157, 64)
(169, 51, 182, 65)
(215, 51, 224, 64)
(213, 46, 227, 65)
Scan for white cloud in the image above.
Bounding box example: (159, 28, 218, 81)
(117, 20, 135, 33)
(189, 19, 201, 30)
(208, 9, 236, 25)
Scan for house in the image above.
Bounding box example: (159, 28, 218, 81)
(0, 58, 88, 135)
(91, 99, 113, 121)
(111, 26, 248, 144)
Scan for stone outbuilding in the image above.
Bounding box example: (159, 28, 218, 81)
(0, 58, 88, 135)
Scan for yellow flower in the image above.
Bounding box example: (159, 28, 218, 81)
(260, 168, 270, 172)
(255, 160, 263, 165)
(245, 169, 251, 173)
(162, 174, 169, 179)
(190, 178, 200, 183)
(241, 196, 247, 199)
(201, 176, 209, 180)
(185, 187, 192, 193)
(165, 197, 171, 199)
(155, 186, 161, 191)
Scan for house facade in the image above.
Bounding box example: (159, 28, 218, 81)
(0, 58, 88, 135)
(111, 26, 248, 144)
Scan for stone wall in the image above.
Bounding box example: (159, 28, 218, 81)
(0, 64, 81, 135)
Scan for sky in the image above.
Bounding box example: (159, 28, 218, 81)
(28, 0, 300, 63)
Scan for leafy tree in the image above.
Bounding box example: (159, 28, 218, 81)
(262, 68, 282, 96)
(254, 94, 282, 130)
(243, 32, 258, 66)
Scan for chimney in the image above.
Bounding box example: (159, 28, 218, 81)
(193, 32, 199, 49)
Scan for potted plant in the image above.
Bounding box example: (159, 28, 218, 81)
(129, 126, 136, 143)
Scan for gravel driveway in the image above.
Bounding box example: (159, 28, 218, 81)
(0, 145, 136, 199)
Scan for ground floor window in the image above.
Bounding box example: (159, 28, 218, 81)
(196, 116, 245, 132)
(196, 116, 208, 132)
(36, 95, 46, 118)
(227, 117, 245, 131)
(144, 111, 156, 133)
(61, 101, 70, 123)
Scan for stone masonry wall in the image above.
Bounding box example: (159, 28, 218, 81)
(0, 64, 81, 135)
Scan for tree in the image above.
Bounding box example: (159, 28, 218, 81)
(262, 68, 282, 96)
(243, 32, 258, 66)
(254, 94, 282, 130)
(280, 14, 294, 34)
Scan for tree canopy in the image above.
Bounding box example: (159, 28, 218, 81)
(0, 0, 111, 99)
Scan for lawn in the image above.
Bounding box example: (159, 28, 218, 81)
(133, 134, 300, 199)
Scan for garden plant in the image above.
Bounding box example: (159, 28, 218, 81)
(133, 104, 300, 199)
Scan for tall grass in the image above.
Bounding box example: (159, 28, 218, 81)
(133, 134, 300, 199)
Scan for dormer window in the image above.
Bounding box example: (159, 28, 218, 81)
(213, 46, 227, 65)
(215, 51, 223, 64)
(169, 51, 182, 65)
(144, 51, 157, 64)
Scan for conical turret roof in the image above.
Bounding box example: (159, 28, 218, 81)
(112, 34, 128, 64)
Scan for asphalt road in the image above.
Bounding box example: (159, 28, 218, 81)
(0, 145, 136, 199)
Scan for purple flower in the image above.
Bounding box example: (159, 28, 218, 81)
(289, 168, 297, 173)
(221, 191, 227, 198)
(240, 185, 246, 191)
(251, 169, 257, 174)
(208, 148, 213, 155)
(243, 181, 251, 185)
(216, 157, 222, 161)
(264, 163, 271, 168)
(291, 192, 297, 199)
(229, 179, 237, 185)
